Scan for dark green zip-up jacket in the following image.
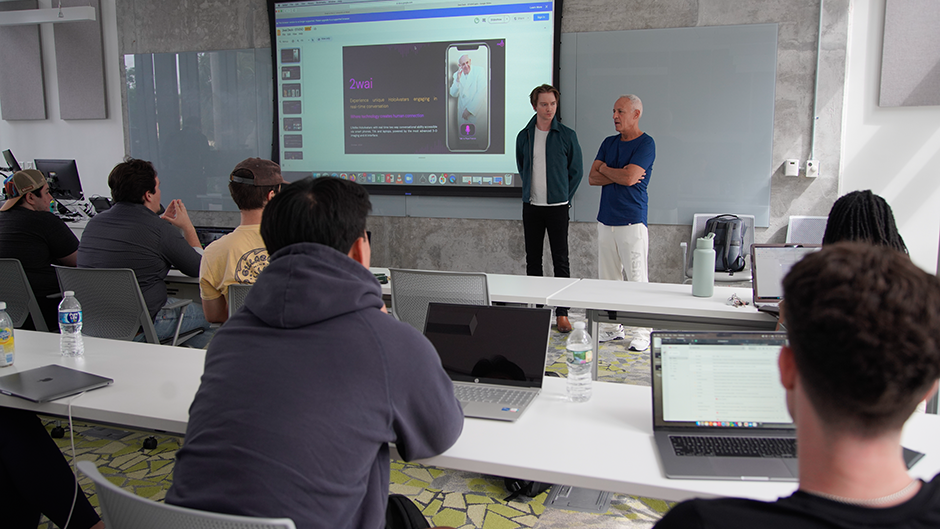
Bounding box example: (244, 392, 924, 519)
(515, 114, 584, 204)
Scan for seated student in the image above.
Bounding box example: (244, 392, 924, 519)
(655, 243, 940, 528)
(199, 158, 285, 323)
(823, 189, 907, 251)
(0, 408, 103, 529)
(0, 169, 79, 330)
(166, 177, 464, 529)
(78, 158, 212, 347)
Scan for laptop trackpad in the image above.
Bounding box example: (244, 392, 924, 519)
(712, 458, 797, 480)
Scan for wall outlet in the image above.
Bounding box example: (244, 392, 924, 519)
(784, 159, 799, 176)
(805, 159, 819, 178)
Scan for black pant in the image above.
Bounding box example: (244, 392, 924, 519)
(522, 202, 570, 318)
(0, 408, 101, 529)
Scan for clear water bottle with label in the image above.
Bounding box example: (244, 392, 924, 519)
(58, 291, 84, 357)
(0, 302, 14, 367)
(566, 321, 593, 402)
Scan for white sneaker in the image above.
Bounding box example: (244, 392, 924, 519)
(598, 324, 625, 342)
(629, 334, 650, 351)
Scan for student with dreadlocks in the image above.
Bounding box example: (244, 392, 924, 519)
(776, 190, 908, 333)
(822, 190, 907, 252)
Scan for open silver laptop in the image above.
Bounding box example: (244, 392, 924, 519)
(423, 303, 552, 422)
(750, 244, 821, 312)
(0, 364, 113, 403)
(651, 331, 799, 481)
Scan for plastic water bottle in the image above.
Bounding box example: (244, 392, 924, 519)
(566, 321, 593, 402)
(58, 291, 84, 357)
(0, 302, 14, 367)
(692, 232, 716, 297)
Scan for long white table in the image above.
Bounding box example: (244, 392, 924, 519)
(3, 331, 939, 503)
(0, 331, 202, 434)
(369, 268, 579, 305)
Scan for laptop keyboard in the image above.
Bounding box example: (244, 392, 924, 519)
(454, 385, 534, 406)
(670, 435, 796, 458)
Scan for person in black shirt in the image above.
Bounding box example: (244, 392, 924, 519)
(655, 243, 940, 529)
(0, 169, 79, 330)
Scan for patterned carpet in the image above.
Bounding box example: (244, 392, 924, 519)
(42, 309, 672, 529)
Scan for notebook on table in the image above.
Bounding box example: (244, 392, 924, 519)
(750, 244, 821, 314)
(0, 364, 113, 403)
(423, 303, 552, 422)
(651, 331, 799, 481)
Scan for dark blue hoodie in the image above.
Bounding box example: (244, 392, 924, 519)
(167, 242, 464, 529)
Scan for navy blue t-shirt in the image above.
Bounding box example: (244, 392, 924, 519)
(595, 133, 655, 226)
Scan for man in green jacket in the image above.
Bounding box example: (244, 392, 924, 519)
(515, 84, 583, 332)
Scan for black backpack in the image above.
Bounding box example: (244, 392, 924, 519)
(503, 478, 552, 502)
(703, 214, 747, 272)
(386, 494, 431, 529)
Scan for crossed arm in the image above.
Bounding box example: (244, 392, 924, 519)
(589, 159, 646, 187)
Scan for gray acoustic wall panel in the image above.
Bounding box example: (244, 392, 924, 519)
(0, 1, 47, 121)
(54, 0, 107, 119)
(880, 0, 940, 107)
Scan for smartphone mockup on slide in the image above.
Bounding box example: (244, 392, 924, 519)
(446, 43, 490, 152)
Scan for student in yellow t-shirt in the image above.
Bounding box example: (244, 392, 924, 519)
(199, 158, 285, 323)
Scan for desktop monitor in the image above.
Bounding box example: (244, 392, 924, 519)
(35, 159, 83, 200)
(2, 149, 21, 172)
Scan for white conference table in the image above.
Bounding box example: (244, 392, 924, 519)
(169, 268, 581, 308)
(3, 331, 939, 503)
(372, 268, 580, 306)
(0, 331, 202, 435)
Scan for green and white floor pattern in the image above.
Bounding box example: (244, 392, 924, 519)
(43, 310, 672, 529)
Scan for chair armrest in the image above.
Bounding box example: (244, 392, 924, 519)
(679, 242, 688, 283)
(163, 298, 193, 311)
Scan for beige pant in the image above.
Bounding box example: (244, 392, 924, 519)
(597, 222, 649, 282)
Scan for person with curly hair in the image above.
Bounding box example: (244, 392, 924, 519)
(656, 243, 940, 528)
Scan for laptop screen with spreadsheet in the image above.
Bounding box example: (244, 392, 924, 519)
(652, 331, 792, 430)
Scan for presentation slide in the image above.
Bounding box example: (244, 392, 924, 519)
(342, 39, 505, 155)
(272, 0, 556, 195)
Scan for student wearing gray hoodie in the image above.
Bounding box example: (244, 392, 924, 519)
(167, 177, 464, 529)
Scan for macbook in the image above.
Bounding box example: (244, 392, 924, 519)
(750, 244, 820, 313)
(423, 303, 552, 422)
(0, 364, 113, 403)
(651, 331, 798, 481)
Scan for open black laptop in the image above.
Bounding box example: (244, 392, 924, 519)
(0, 365, 112, 403)
(194, 226, 235, 249)
(423, 303, 552, 421)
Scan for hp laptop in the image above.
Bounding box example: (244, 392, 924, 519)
(651, 331, 799, 481)
(423, 303, 552, 422)
(0, 364, 113, 403)
(750, 244, 821, 313)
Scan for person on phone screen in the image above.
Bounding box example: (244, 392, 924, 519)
(449, 54, 485, 127)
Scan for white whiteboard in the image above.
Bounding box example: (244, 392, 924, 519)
(560, 24, 778, 227)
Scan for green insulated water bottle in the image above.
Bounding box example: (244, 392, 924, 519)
(692, 233, 716, 297)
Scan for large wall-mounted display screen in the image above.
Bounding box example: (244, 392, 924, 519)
(269, 0, 559, 196)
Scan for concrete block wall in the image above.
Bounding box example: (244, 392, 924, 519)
(125, 0, 849, 283)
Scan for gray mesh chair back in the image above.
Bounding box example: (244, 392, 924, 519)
(389, 268, 490, 332)
(54, 266, 159, 343)
(77, 461, 297, 529)
(0, 258, 48, 331)
(228, 283, 253, 318)
(786, 215, 828, 244)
